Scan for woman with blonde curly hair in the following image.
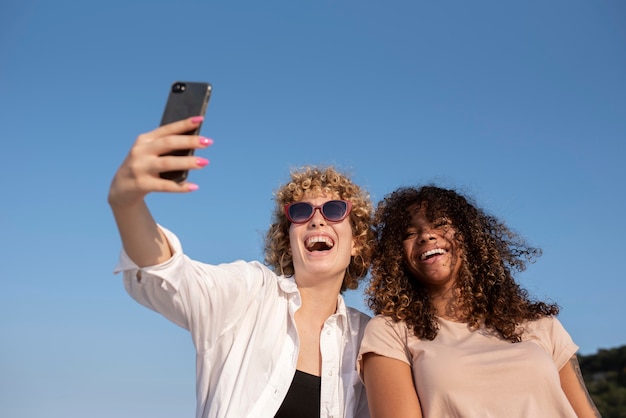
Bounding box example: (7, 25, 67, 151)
(358, 185, 600, 417)
(109, 117, 374, 417)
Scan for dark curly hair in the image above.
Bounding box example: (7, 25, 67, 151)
(366, 185, 559, 342)
(264, 166, 375, 292)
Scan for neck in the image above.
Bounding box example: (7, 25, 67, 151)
(298, 284, 340, 319)
(430, 285, 464, 321)
(293, 279, 342, 377)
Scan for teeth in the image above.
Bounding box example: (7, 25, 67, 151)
(305, 236, 334, 249)
(420, 248, 445, 261)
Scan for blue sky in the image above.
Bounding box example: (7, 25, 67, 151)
(1, 1, 625, 417)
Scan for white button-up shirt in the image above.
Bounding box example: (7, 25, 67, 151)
(114, 226, 370, 418)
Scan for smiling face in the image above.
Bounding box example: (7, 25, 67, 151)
(288, 192, 356, 288)
(402, 206, 463, 293)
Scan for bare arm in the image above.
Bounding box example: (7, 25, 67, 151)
(362, 353, 422, 418)
(559, 355, 602, 417)
(108, 117, 212, 267)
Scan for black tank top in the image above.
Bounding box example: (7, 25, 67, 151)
(274, 370, 321, 418)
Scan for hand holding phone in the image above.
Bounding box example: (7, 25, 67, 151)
(159, 81, 212, 182)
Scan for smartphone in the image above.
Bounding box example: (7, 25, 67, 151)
(159, 81, 212, 182)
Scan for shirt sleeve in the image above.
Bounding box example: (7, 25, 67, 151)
(113, 225, 270, 351)
(524, 316, 579, 371)
(357, 315, 411, 380)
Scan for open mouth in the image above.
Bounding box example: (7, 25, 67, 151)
(420, 248, 446, 261)
(305, 236, 334, 252)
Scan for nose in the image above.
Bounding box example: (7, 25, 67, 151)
(309, 207, 326, 226)
(418, 228, 436, 243)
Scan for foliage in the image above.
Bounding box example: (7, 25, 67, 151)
(579, 345, 626, 418)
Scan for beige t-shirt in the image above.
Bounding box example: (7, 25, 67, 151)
(358, 315, 578, 417)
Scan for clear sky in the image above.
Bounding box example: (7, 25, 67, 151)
(1, 1, 625, 417)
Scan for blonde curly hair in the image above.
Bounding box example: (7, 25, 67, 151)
(264, 166, 374, 292)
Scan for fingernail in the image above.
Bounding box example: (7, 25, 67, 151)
(191, 116, 204, 124)
(199, 137, 213, 146)
(188, 183, 199, 191)
(196, 157, 209, 167)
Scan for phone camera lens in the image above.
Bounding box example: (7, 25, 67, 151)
(172, 82, 186, 93)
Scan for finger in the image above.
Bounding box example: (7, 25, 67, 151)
(125, 167, 203, 195)
(152, 134, 213, 157)
(133, 116, 211, 156)
(152, 156, 210, 178)
(108, 162, 198, 208)
(151, 179, 201, 193)
(151, 116, 205, 138)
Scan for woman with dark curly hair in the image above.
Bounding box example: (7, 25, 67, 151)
(108, 117, 374, 417)
(357, 185, 600, 417)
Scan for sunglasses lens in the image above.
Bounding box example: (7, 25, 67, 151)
(322, 200, 348, 221)
(286, 200, 350, 223)
(287, 203, 314, 223)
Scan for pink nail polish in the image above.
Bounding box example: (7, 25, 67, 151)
(188, 183, 199, 191)
(196, 157, 209, 167)
(199, 137, 213, 146)
(191, 116, 204, 124)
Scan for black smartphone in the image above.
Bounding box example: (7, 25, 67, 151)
(159, 81, 212, 182)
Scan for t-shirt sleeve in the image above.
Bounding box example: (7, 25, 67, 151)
(357, 315, 412, 380)
(525, 316, 579, 371)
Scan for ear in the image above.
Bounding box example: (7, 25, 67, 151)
(351, 236, 358, 257)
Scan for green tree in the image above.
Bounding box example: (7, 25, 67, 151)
(580, 345, 626, 418)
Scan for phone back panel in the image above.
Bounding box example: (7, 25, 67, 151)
(159, 81, 212, 182)
(160, 81, 212, 128)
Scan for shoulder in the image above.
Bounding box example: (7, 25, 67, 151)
(369, 314, 407, 328)
(522, 315, 567, 337)
(358, 315, 413, 368)
(346, 306, 372, 323)
(215, 259, 273, 273)
(365, 315, 410, 340)
(212, 260, 279, 283)
(522, 316, 579, 368)
(179, 260, 287, 298)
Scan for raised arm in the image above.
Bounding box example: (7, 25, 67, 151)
(559, 355, 602, 417)
(108, 116, 212, 267)
(362, 353, 422, 418)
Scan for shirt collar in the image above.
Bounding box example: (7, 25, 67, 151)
(277, 274, 299, 294)
(277, 275, 349, 329)
(334, 294, 349, 329)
